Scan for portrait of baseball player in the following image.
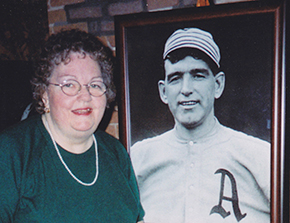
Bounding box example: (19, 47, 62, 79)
(130, 27, 271, 222)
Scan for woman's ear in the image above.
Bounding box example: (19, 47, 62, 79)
(42, 91, 49, 108)
(158, 80, 168, 104)
(214, 71, 225, 99)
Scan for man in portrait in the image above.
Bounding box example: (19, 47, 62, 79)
(130, 27, 270, 223)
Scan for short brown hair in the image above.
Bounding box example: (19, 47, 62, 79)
(31, 29, 116, 114)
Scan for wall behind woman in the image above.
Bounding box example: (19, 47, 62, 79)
(0, 0, 255, 136)
(46, 0, 255, 139)
(0, 0, 49, 132)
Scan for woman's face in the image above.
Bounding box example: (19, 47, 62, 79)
(42, 52, 107, 138)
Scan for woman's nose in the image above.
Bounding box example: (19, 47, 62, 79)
(78, 85, 92, 101)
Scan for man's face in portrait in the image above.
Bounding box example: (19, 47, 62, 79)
(159, 56, 224, 129)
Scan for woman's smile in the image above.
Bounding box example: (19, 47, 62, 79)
(72, 107, 93, 115)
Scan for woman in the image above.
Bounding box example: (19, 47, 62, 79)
(0, 29, 144, 222)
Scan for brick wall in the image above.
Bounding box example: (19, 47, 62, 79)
(46, 0, 253, 138)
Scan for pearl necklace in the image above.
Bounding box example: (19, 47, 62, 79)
(45, 119, 98, 186)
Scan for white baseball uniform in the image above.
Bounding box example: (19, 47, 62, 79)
(130, 118, 270, 223)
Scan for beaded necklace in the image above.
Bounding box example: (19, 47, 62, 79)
(45, 119, 98, 186)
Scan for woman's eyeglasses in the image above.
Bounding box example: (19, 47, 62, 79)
(49, 79, 107, 97)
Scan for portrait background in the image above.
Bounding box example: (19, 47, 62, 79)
(115, 2, 286, 222)
(126, 11, 273, 145)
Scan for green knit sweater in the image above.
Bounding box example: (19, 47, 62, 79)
(0, 115, 144, 222)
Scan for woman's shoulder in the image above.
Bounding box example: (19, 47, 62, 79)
(0, 115, 46, 179)
(94, 130, 123, 147)
(94, 129, 129, 162)
(0, 115, 44, 152)
(1, 115, 42, 135)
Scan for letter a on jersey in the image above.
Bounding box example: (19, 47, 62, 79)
(210, 168, 247, 222)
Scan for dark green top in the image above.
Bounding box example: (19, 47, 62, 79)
(0, 115, 144, 222)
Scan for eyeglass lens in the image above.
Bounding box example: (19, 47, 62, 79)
(61, 80, 106, 97)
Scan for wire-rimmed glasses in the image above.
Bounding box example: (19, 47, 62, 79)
(49, 79, 107, 97)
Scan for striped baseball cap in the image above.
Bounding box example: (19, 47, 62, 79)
(163, 28, 221, 68)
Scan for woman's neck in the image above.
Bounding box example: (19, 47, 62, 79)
(42, 114, 94, 154)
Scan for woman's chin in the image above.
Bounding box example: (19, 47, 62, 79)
(72, 123, 97, 134)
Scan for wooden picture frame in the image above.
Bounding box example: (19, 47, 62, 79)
(115, 1, 286, 222)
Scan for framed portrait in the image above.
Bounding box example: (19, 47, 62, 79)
(115, 0, 286, 222)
